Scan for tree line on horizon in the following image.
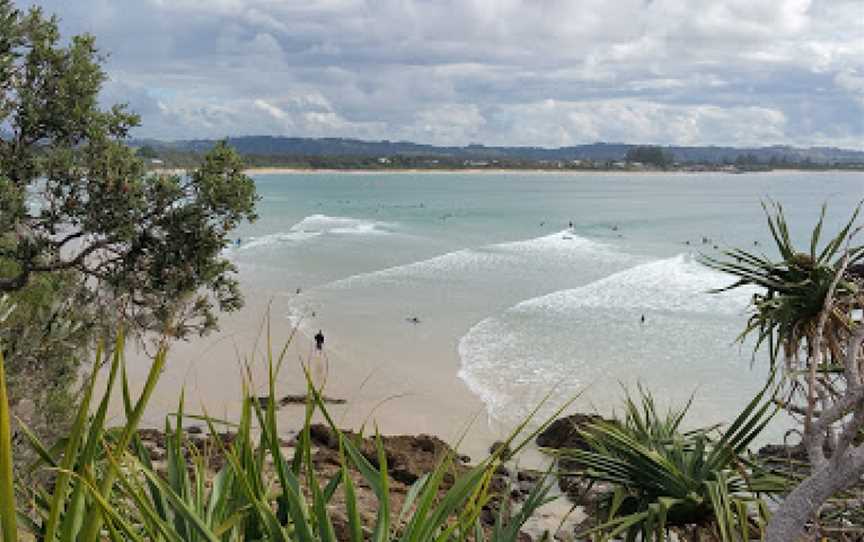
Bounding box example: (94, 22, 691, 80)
(132, 136, 864, 171)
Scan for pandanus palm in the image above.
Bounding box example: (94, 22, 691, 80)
(701, 201, 864, 367)
(555, 387, 783, 542)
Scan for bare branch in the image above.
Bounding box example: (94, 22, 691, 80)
(804, 253, 849, 466)
(834, 400, 864, 461)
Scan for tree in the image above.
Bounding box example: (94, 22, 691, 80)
(0, 1, 258, 340)
(136, 145, 159, 159)
(703, 202, 864, 541)
(624, 146, 671, 168)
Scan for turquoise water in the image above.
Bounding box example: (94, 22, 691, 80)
(226, 171, 863, 438)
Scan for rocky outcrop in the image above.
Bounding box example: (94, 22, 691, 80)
(136, 425, 543, 540)
(535, 413, 605, 450)
(308, 423, 468, 485)
(536, 413, 613, 505)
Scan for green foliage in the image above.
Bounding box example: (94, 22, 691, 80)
(137, 145, 160, 159)
(0, 0, 258, 338)
(624, 146, 672, 168)
(0, 338, 17, 542)
(701, 201, 863, 364)
(555, 386, 785, 541)
(0, 274, 93, 392)
(0, 322, 557, 541)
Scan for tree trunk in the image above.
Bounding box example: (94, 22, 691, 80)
(765, 449, 864, 542)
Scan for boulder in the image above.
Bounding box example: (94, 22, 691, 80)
(489, 440, 513, 460)
(536, 413, 613, 503)
(308, 424, 467, 485)
(535, 413, 605, 450)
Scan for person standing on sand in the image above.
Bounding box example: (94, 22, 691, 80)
(314, 330, 325, 350)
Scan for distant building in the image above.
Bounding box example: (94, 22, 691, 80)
(464, 160, 490, 167)
(150, 159, 164, 166)
(377, 157, 392, 164)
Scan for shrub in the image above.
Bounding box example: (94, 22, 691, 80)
(552, 386, 786, 542)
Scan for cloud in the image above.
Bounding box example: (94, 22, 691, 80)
(481, 100, 788, 148)
(18, 0, 864, 147)
(835, 70, 864, 108)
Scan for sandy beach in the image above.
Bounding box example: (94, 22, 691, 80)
(118, 287, 503, 463)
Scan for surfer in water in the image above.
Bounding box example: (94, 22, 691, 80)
(314, 330, 325, 351)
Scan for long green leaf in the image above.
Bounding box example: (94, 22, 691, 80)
(0, 347, 18, 542)
(79, 344, 168, 542)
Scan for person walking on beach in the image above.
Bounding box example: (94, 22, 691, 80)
(314, 330, 325, 351)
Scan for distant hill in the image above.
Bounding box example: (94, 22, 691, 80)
(131, 136, 864, 165)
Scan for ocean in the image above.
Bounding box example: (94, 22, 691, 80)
(224, 170, 864, 442)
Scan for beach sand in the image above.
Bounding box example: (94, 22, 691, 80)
(116, 288, 503, 463)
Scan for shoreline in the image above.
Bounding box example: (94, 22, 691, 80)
(150, 166, 863, 176)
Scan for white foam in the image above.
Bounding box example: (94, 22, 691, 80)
(236, 214, 394, 251)
(324, 230, 630, 290)
(238, 231, 322, 250)
(457, 254, 762, 422)
(515, 253, 756, 316)
(292, 214, 393, 236)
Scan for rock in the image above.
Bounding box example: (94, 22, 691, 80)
(517, 469, 542, 484)
(280, 394, 346, 406)
(535, 413, 605, 450)
(251, 394, 347, 411)
(308, 424, 465, 486)
(148, 447, 166, 461)
(489, 440, 512, 460)
(130, 423, 538, 541)
(187, 425, 203, 435)
(309, 423, 339, 448)
(536, 414, 618, 504)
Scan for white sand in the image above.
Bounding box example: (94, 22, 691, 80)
(116, 290, 505, 462)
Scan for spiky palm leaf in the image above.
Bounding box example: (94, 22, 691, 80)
(554, 386, 785, 542)
(701, 201, 864, 365)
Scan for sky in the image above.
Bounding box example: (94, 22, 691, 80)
(19, 0, 864, 148)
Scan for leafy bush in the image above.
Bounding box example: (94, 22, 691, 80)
(553, 387, 786, 541)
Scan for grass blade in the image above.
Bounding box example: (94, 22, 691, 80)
(0, 347, 19, 542)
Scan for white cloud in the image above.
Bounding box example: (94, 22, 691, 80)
(835, 70, 864, 108)
(21, 0, 864, 147)
(486, 100, 788, 148)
